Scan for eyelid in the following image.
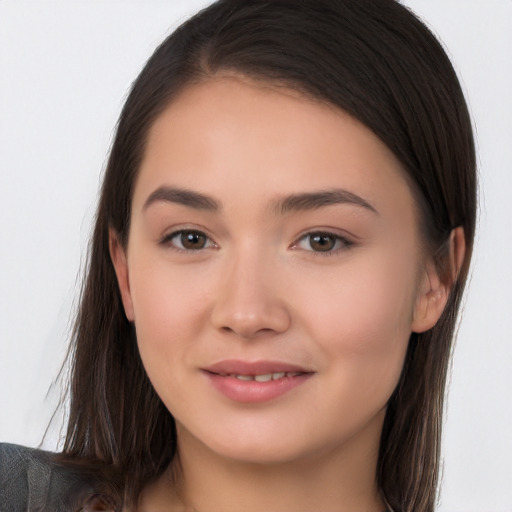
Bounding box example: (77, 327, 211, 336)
(159, 227, 218, 252)
(157, 226, 355, 255)
(291, 229, 355, 255)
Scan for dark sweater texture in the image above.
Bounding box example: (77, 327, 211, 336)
(0, 443, 99, 512)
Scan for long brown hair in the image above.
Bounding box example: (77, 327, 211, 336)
(61, 1, 477, 510)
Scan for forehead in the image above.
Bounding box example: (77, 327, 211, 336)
(134, 76, 416, 223)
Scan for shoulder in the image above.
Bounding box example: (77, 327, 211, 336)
(0, 442, 98, 512)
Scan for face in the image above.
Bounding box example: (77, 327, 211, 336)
(111, 76, 447, 466)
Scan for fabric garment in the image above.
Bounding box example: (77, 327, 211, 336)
(1, 443, 392, 511)
(0, 443, 112, 512)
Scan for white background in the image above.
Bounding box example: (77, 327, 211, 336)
(0, 1, 511, 511)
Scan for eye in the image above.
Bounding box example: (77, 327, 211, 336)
(161, 229, 215, 251)
(295, 232, 352, 253)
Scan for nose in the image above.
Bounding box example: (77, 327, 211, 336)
(210, 250, 291, 339)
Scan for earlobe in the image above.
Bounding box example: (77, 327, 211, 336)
(109, 229, 135, 321)
(411, 227, 466, 333)
(411, 261, 449, 333)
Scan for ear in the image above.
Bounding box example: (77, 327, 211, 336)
(411, 227, 465, 333)
(109, 229, 135, 321)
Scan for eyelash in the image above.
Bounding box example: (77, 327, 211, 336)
(159, 229, 354, 256)
(292, 231, 354, 257)
(159, 229, 217, 253)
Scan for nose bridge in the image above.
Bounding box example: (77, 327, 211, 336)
(211, 241, 291, 338)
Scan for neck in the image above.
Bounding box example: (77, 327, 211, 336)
(163, 413, 386, 512)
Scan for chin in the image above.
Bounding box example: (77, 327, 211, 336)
(177, 418, 316, 466)
(212, 439, 313, 466)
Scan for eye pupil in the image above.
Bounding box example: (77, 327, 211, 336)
(310, 234, 335, 252)
(181, 231, 206, 250)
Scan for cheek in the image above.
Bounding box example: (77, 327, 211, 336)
(300, 250, 418, 392)
(127, 255, 213, 376)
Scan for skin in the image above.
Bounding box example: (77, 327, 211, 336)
(111, 76, 454, 512)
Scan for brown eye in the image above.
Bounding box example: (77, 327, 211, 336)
(295, 232, 352, 254)
(162, 230, 214, 251)
(309, 233, 337, 252)
(180, 231, 207, 250)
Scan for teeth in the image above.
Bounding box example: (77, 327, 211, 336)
(235, 374, 253, 381)
(230, 371, 302, 381)
(254, 373, 272, 382)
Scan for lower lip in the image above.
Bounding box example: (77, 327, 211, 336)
(203, 372, 312, 403)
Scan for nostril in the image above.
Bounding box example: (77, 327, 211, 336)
(211, 285, 292, 337)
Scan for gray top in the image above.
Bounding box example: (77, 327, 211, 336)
(1, 443, 392, 511)
(0, 443, 104, 512)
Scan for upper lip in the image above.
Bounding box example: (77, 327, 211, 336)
(202, 359, 312, 375)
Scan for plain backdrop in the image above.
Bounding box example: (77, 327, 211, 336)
(0, 1, 511, 511)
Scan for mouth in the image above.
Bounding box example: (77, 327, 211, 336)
(201, 360, 314, 403)
(203, 359, 312, 375)
(210, 371, 306, 382)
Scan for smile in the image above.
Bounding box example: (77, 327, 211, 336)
(217, 372, 305, 382)
(202, 360, 314, 403)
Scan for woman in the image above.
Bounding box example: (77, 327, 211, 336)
(0, 1, 476, 511)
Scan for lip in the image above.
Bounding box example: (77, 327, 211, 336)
(201, 359, 314, 403)
(203, 359, 311, 375)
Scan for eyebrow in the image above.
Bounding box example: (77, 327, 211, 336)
(143, 186, 222, 212)
(142, 186, 378, 216)
(273, 189, 378, 216)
